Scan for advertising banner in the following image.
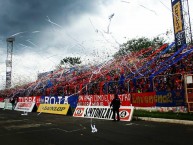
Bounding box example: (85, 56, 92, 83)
(0, 102, 5, 109)
(4, 103, 12, 110)
(131, 90, 185, 107)
(77, 94, 131, 106)
(131, 92, 156, 107)
(171, 0, 186, 49)
(73, 106, 134, 121)
(18, 96, 41, 107)
(37, 104, 70, 115)
(14, 102, 35, 112)
(156, 90, 185, 107)
(3, 99, 12, 110)
(73, 107, 85, 117)
(40, 95, 78, 108)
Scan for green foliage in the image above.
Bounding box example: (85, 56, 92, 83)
(115, 36, 165, 57)
(60, 57, 82, 66)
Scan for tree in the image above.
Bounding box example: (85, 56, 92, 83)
(60, 57, 82, 67)
(114, 37, 165, 57)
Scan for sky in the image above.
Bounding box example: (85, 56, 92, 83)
(0, 0, 193, 89)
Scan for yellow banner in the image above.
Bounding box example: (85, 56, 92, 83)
(173, 1, 183, 33)
(37, 104, 70, 115)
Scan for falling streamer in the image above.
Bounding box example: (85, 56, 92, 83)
(10, 32, 25, 37)
(121, 0, 157, 15)
(105, 13, 115, 34)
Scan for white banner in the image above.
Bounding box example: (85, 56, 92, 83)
(14, 102, 35, 112)
(0, 102, 5, 109)
(73, 106, 134, 121)
(4, 103, 12, 110)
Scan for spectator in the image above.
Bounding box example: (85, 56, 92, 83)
(110, 94, 121, 121)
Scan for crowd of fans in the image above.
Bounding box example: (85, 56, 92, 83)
(0, 43, 193, 98)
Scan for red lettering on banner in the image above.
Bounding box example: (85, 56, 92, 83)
(15, 102, 35, 112)
(18, 102, 32, 108)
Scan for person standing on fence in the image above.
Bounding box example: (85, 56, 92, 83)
(110, 94, 121, 121)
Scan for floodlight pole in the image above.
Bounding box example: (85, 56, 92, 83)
(6, 37, 15, 89)
(186, 0, 193, 44)
(181, 0, 192, 44)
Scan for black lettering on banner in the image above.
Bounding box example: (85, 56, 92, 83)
(61, 107, 66, 111)
(95, 108, 101, 117)
(42, 106, 65, 111)
(106, 108, 113, 119)
(101, 108, 107, 118)
(57, 107, 60, 111)
(84, 107, 113, 119)
(93, 108, 98, 117)
(84, 108, 90, 117)
(119, 110, 129, 118)
(89, 108, 94, 117)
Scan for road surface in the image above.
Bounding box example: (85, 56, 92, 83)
(0, 109, 192, 145)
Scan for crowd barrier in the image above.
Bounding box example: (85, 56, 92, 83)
(14, 90, 186, 110)
(0, 90, 187, 120)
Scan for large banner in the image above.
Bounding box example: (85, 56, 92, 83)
(73, 106, 134, 121)
(131, 92, 156, 107)
(18, 96, 78, 108)
(14, 102, 35, 112)
(37, 104, 70, 115)
(156, 90, 185, 107)
(131, 90, 185, 107)
(77, 94, 131, 106)
(171, 0, 186, 49)
(18, 96, 41, 107)
(40, 95, 78, 108)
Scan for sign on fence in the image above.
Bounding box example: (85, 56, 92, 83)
(0, 102, 5, 109)
(40, 95, 78, 108)
(73, 106, 134, 121)
(77, 94, 131, 106)
(14, 102, 35, 112)
(131, 91, 185, 107)
(37, 104, 70, 115)
(18, 96, 41, 107)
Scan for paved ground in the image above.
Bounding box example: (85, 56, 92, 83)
(0, 109, 193, 145)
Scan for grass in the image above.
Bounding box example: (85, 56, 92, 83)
(133, 109, 193, 121)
